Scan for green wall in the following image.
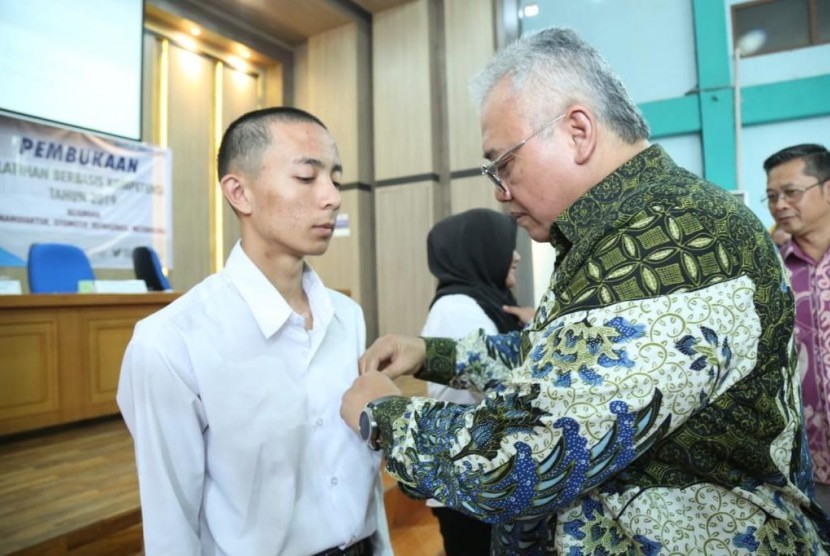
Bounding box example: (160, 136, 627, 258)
(640, 0, 830, 191)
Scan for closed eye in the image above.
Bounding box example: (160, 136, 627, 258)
(496, 154, 516, 177)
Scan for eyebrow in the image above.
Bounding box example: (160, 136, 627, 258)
(483, 146, 507, 163)
(293, 156, 342, 174)
(767, 182, 805, 190)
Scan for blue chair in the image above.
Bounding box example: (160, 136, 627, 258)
(132, 246, 171, 291)
(28, 243, 95, 293)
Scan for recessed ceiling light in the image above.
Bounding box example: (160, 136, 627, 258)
(522, 3, 540, 18)
(178, 35, 198, 52)
(226, 56, 246, 70)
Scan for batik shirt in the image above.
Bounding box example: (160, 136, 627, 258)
(372, 146, 830, 554)
(780, 239, 830, 485)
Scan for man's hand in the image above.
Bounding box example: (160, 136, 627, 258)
(503, 304, 535, 325)
(340, 372, 402, 433)
(358, 334, 427, 378)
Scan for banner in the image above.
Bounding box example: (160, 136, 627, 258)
(0, 114, 172, 269)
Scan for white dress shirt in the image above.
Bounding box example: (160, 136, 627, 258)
(421, 294, 497, 509)
(117, 243, 391, 555)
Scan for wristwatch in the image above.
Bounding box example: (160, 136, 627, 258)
(359, 397, 392, 451)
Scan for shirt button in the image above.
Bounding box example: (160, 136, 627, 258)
(316, 418, 324, 427)
(330, 477, 338, 486)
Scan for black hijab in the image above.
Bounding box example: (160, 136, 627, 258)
(427, 208, 522, 333)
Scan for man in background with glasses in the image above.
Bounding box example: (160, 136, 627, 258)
(343, 27, 830, 553)
(764, 143, 830, 512)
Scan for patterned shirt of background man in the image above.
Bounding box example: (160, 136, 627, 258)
(780, 239, 830, 484)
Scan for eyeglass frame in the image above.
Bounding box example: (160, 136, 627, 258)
(763, 178, 827, 205)
(480, 114, 566, 192)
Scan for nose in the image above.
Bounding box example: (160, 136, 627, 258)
(323, 179, 341, 210)
(494, 185, 512, 202)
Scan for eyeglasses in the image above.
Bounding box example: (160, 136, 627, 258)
(481, 114, 565, 192)
(763, 179, 827, 204)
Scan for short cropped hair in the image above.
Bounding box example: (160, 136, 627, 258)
(469, 27, 649, 144)
(763, 143, 830, 181)
(217, 107, 328, 182)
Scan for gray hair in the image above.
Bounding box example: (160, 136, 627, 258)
(469, 27, 649, 143)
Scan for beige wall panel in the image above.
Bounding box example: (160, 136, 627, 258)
(354, 27, 373, 186)
(142, 33, 161, 146)
(450, 175, 502, 214)
(262, 64, 284, 108)
(306, 24, 360, 183)
(167, 46, 214, 290)
(373, 0, 434, 180)
(355, 190, 378, 341)
(293, 43, 310, 110)
(220, 67, 259, 260)
(302, 23, 377, 338)
(221, 67, 259, 128)
(445, 0, 496, 171)
(375, 182, 435, 339)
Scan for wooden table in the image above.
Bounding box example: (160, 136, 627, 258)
(0, 293, 179, 436)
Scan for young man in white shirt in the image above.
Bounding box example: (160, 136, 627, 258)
(117, 107, 391, 555)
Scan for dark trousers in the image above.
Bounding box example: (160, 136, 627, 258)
(431, 507, 491, 556)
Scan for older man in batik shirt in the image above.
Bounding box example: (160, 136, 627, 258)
(344, 29, 830, 554)
(764, 143, 830, 510)
(351, 146, 830, 554)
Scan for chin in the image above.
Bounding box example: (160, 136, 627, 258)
(527, 229, 551, 243)
(308, 242, 331, 257)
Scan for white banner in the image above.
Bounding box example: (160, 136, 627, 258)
(0, 114, 172, 269)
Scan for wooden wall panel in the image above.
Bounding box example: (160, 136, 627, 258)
(293, 43, 310, 109)
(375, 181, 434, 397)
(305, 24, 361, 182)
(373, 0, 434, 180)
(444, 0, 496, 172)
(449, 175, 502, 214)
(142, 34, 161, 147)
(167, 46, 214, 290)
(262, 63, 284, 108)
(375, 182, 435, 338)
(354, 190, 378, 340)
(297, 23, 378, 339)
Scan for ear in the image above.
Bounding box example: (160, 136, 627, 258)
(564, 106, 596, 165)
(219, 173, 253, 216)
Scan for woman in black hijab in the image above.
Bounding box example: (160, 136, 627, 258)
(422, 208, 533, 556)
(427, 208, 531, 334)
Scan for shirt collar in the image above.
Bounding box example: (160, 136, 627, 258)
(779, 238, 796, 260)
(550, 144, 671, 256)
(223, 242, 335, 338)
(780, 237, 826, 266)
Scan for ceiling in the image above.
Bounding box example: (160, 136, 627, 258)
(147, 0, 416, 63)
